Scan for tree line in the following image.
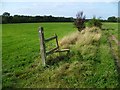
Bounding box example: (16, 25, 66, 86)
(1, 12, 120, 24)
(1, 12, 74, 24)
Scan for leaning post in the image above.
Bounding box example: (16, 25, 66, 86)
(38, 27, 46, 66)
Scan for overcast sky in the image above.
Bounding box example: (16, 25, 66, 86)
(1, 0, 119, 19)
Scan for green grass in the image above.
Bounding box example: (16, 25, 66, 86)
(2, 23, 75, 88)
(102, 22, 120, 68)
(2, 22, 120, 88)
(93, 32, 119, 87)
(102, 22, 118, 38)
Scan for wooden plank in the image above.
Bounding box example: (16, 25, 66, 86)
(46, 46, 59, 55)
(55, 49, 70, 52)
(38, 27, 46, 66)
(55, 34, 59, 48)
(45, 35, 57, 42)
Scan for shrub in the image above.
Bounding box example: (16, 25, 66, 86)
(74, 11, 86, 32)
(87, 17, 102, 29)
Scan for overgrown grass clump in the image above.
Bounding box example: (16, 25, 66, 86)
(60, 27, 101, 49)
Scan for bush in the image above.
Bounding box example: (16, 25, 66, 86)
(87, 17, 102, 29)
(74, 11, 86, 32)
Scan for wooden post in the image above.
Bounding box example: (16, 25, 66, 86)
(55, 33, 61, 55)
(38, 27, 46, 66)
(55, 34, 59, 48)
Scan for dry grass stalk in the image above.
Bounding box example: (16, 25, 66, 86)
(59, 27, 101, 48)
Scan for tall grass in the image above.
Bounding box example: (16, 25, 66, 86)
(60, 27, 101, 49)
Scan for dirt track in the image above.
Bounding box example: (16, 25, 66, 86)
(108, 35, 120, 73)
(111, 35, 120, 46)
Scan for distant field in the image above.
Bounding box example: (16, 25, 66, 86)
(2, 22, 120, 88)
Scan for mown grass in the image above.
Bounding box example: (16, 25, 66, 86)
(2, 22, 120, 88)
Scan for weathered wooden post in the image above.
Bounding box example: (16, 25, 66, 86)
(38, 27, 46, 66)
(55, 34, 59, 48)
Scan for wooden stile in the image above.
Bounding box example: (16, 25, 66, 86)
(38, 27, 70, 66)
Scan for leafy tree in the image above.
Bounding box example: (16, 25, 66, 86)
(74, 11, 86, 32)
(2, 12, 10, 17)
(2, 12, 11, 23)
(108, 16, 117, 22)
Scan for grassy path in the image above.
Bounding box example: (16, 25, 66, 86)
(93, 31, 119, 88)
(108, 35, 120, 72)
(110, 35, 120, 46)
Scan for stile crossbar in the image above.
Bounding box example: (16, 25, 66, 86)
(38, 27, 70, 66)
(45, 35, 57, 42)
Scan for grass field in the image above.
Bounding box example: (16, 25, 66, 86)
(2, 22, 120, 88)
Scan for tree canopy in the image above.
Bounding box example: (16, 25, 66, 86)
(107, 16, 117, 22)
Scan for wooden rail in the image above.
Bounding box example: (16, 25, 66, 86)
(45, 35, 57, 42)
(38, 27, 70, 66)
(46, 46, 59, 55)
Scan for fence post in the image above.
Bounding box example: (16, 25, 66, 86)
(38, 27, 46, 66)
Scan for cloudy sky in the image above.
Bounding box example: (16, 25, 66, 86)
(1, 0, 119, 19)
